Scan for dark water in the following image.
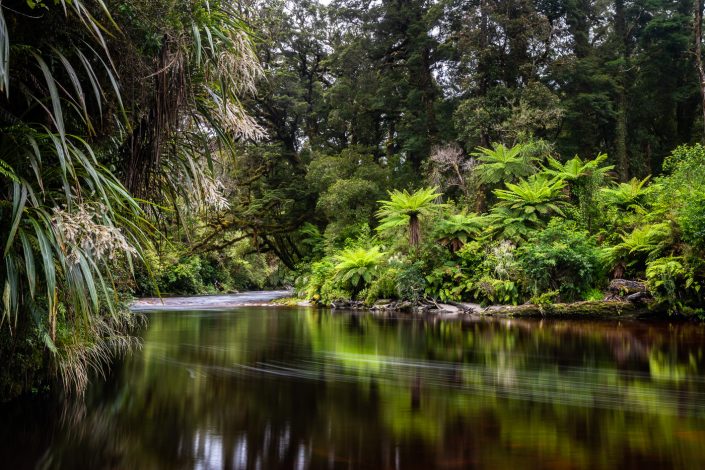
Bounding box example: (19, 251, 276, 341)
(2, 298, 705, 469)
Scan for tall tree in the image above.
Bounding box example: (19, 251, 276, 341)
(614, 0, 630, 180)
(695, 0, 705, 141)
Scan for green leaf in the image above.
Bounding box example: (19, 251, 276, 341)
(4, 182, 27, 257)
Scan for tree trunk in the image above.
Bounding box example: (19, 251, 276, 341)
(695, 0, 705, 142)
(614, 0, 629, 181)
(409, 214, 421, 247)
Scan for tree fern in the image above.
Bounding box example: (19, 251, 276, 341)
(472, 142, 537, 185)
(376, 187, 444, 247)
(334, 246, 385, 297)
(601, 176, 654, 212)
(490, 175, 567, 239)
(435, 212, 487, 252)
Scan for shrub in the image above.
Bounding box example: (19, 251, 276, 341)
(603, 222, 673, 278)
(456, 240, 525, 305)
(296, 259, 336, 302)
(490, 174, 568, 240)
(395, 262, 427, 303)
(160, 256, 205, 294)
(646, 257, 703, 315)
(472, 277, 521, 305)
(680, 192, 705, 251)
(600, 176, 654, 212)
(364, 267, 400, 305)
(434, 211, 486, 252)
(425, 263, 473, 302)
(517, 219, 603, 301)
(317, 178, 382, 239)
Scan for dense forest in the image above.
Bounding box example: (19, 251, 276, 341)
(1, 0, 705, 400)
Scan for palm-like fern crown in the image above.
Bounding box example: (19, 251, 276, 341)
(489, 174, 566, 237)
(601, 176, 653, 210)
(376, 187, 444, 230)
(495, 174, 566, 208)
(617, 223, 672, 256)
(472, 143, 536, 185)
(435, 211, 487, 249)
(334, 246, 385, 287)
(484, 175, 567, 241)
(542, 153, 613, 181)
(436, 212, 486, 238)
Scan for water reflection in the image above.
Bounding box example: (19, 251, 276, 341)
(2, 308, 705, 469)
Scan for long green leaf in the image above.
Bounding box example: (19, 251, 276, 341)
(4, 182, 27, 256)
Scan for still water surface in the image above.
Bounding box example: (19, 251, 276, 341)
(2, 293, 705, 469)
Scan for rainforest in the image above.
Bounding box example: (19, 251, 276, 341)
(1, 1, 705, 467)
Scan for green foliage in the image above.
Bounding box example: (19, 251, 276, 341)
(394, 262, 427, 304)
(376, 187, 445, 247)
(364, 267, 400, 305)
(472, 143, 537, 185)
(469, 241, 524, 305)
(233, 0, 705, 315)
(317, 178, 381, 243)
(614, 223, 672, 258)
(518, 219, 604, 302)
(490, 175, 567, 240)
(680, 192, 705, 250)
(292, 141, 705, 316)
(0, 0, 266, 398)
(0, 0, 147, 398)
(160, 257, 205, 295)
(434, 211, 486, 252)
(473, 278, 521, 306)
(333, 246, 385, 296)
(424, 240, 525, 305)
(425, 263, 472, 302)
(542, 153, 613, 182)
(454, 87, 514, 146)
(662, 144, 705, 178)
(646, 257, 703, 315)
(529, 290, 560, 306)
(600, 177, 654, 213)
(298, 259, 346, 304)
(603, 222, 674, 278)
(541, 154, 613, 230)
(138, 233, 284, 296)
(494, 175, 567, 215)
(308, 149, 389, 246)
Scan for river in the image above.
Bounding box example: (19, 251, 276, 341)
(1, 291, 704, 469)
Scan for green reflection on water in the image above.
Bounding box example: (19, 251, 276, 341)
(3, 307, 705, 469)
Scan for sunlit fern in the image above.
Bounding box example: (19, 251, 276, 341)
(602, 222, 673, 271)
(333, 246, 385, 296)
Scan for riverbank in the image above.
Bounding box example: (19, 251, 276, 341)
(130, 291, 667, 321)
(283, 278, 680, 320)
(274, 292, 668, 319)
(323, 298, 659, 320)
